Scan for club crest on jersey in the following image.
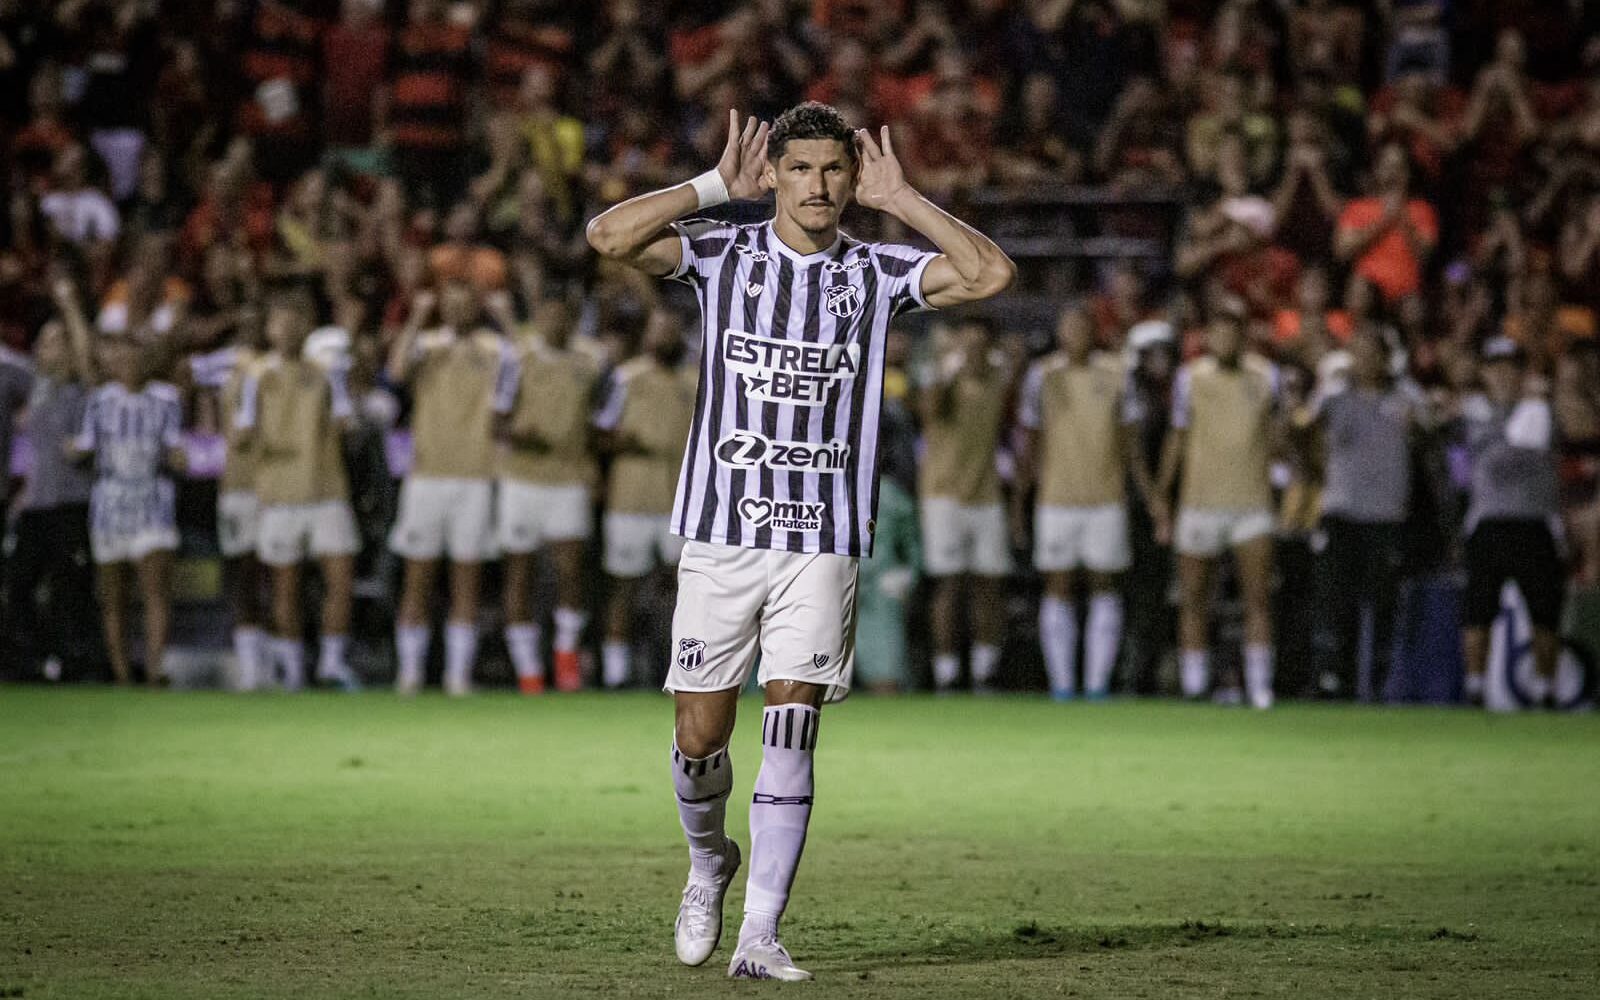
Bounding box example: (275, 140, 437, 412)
(825, 283, 862, 317)
(724, 328, 859, 407)
(737, 497, 826, 532)
(715, 430, 851, 474)
(676, 638, 706, 672)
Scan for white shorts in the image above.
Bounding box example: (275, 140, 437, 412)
(91, 479, 178, 564)
(257, 501, 360, 567)
(1174, 507, 1276, 558)
(217, 490, 259, 559)
(1034, 503, 1131, 573)
(388, 477, 495, 562)
(921, 498, 1013, 578)
(604, 512, 685, 578)
(667, 540, 858, 703)
(497, 480, 592, 554)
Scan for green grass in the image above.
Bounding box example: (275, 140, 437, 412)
(2, 690, 1598, 999)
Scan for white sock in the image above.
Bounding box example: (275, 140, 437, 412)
(396, 624, 429, 686)
(1039, 597, 1077, 695)
(273, 637, 305, 692)
(1245, 643, 1274, 706)
(553, 607, 586, 654)
(1181, 649, 1210, 698)
(672, 743, 733, 879)
(742, 704, 819, 944)
(233, 626, 266, 690)
(602, 641, 630, 688)
(505, 623, 543, 679)
(970, 643, 1001, 686)
(317, 634, 350, 679)
(445, 622, 478, 689)
(932, 653, 960, 689)
(1084, 593, 1123, 696)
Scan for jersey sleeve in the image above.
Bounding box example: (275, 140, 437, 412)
(666, 218, 738, 288)
(1120, 368, 1146, 426)
(233, 370, 261, 431)
(72, 391, 100, 453)
(873, 244, 940, 317)
(1170, 366, 1194, 430)
(326, 366, 355, 421)
(156, 386, 184, 449)
(592, 370, 629, 431)
(491, 344, 522, 416)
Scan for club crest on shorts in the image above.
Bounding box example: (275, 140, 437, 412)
(825, 283, 862, 318)
(813, 653, 830, 669)
(677, 638, 706, 672)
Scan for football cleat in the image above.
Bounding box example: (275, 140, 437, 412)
(317, 663, 363, 693)
(394, 662, 423, 696)
(727, 935, 813, 981)
(518, 674, 546, 695)
(553, 650, 583, 692)
(675, 839, 741, 966)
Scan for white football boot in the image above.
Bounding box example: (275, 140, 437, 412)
(675, 839, 741, 966)
(393, 661, 423, 696)
(727, 935, 813, 981)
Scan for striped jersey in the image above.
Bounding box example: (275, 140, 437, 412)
(74, 381, 183, 483)
(665, 218, 937, 557)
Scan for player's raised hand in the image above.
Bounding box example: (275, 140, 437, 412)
(854, 126, 912, 213)
(716, 109, 771, 201)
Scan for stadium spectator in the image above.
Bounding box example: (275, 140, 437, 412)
(494, 297, 598, 694)
(1157, 311, 1281, 708)
(386, 282, 511, 696)
(594, 306, 695, 690)
(920, 317, 1015, 693)
(1334, 143, 1437, 316)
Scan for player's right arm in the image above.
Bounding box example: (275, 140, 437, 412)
(385, 291, 436, 385)
(585, 109, 770, 275)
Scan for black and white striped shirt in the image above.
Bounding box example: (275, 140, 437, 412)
(666, 218, 937, 557)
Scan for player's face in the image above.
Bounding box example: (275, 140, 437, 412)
(440, 282, 481, 331)
(1207, 318, 1244, 363)
(766, 139, 855, 236)
(1350, 329, 1386, 383)
(1056, 311, 1093, 361)
(266, 305, 311, 356)
(34, 322, 71, 380)
(1481, 357, 1520, 403)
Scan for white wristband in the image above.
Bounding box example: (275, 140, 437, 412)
(688, 169, 730, 210)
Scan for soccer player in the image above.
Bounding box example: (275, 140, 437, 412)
(1156, 311, 1282, 709)
(592, 306, 696, 689)
(494, 298, 599, 694)
(1017, 307, 1147, 700)
(189, 324, 268, 689)
(1460, 337, 1565, 708)
(234, 289, 363, 692)
(919, 317, 1015, 693)
(386, 281, 514, 695)
(70, 333, 187, 686)
(586, 103, 1014, 980)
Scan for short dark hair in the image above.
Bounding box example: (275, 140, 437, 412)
(768, 102, 855, 162)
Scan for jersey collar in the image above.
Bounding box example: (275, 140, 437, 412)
(765, 220, 843, 264)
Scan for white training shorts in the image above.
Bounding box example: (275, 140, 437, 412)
(1174, 507, 1276, 558)
(91, 479, 178, 564)
(667, 540, 858, 703)
(388, 476, 495, 562)
(217, 490, 259, 559)
(603, 512, 685, 578)
(497, 480, 592, 554)
(257, 501, 360, 567)
(921, 498, 1013, 577)
(1034, 503, 1132, 573)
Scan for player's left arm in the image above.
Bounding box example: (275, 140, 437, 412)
(854, 127, 1016, 309)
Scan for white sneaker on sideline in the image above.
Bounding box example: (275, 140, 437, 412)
(675, 839, 741, 966)
(443, 667, 473, 697)
(728, 935, 813, 981)
(394, 662, 423, 696)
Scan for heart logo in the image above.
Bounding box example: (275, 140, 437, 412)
(738, 497, 773, 527)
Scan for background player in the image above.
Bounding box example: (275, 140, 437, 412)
(386, 281, 513, 695)
(70, 332, 187, 686)
(919, 317, 1015, 693)
(1156, 312, 1282, 709)
(1017, 307, 1149, 700)
(234, 289, 362, 692)
(493, 298, 599, 694)
(592, 307, 696, 690)
(586, 103, 1014, 981)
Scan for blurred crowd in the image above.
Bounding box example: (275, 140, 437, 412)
(0, 0, 1597, 705)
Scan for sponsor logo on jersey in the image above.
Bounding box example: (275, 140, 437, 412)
(823, 258, 870, 273)
(723, 328, 859, 406)
(676, 637, 706, 671)
(737, 497, 826, 532)
(714, 430, 851, 474)
(825, 283, 862, 317)
(735, 245, 771, 262)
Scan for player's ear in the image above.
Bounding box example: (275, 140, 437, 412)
(763, 160, 776, 190)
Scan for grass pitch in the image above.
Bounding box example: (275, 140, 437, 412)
(2, 690, 1597, 999)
